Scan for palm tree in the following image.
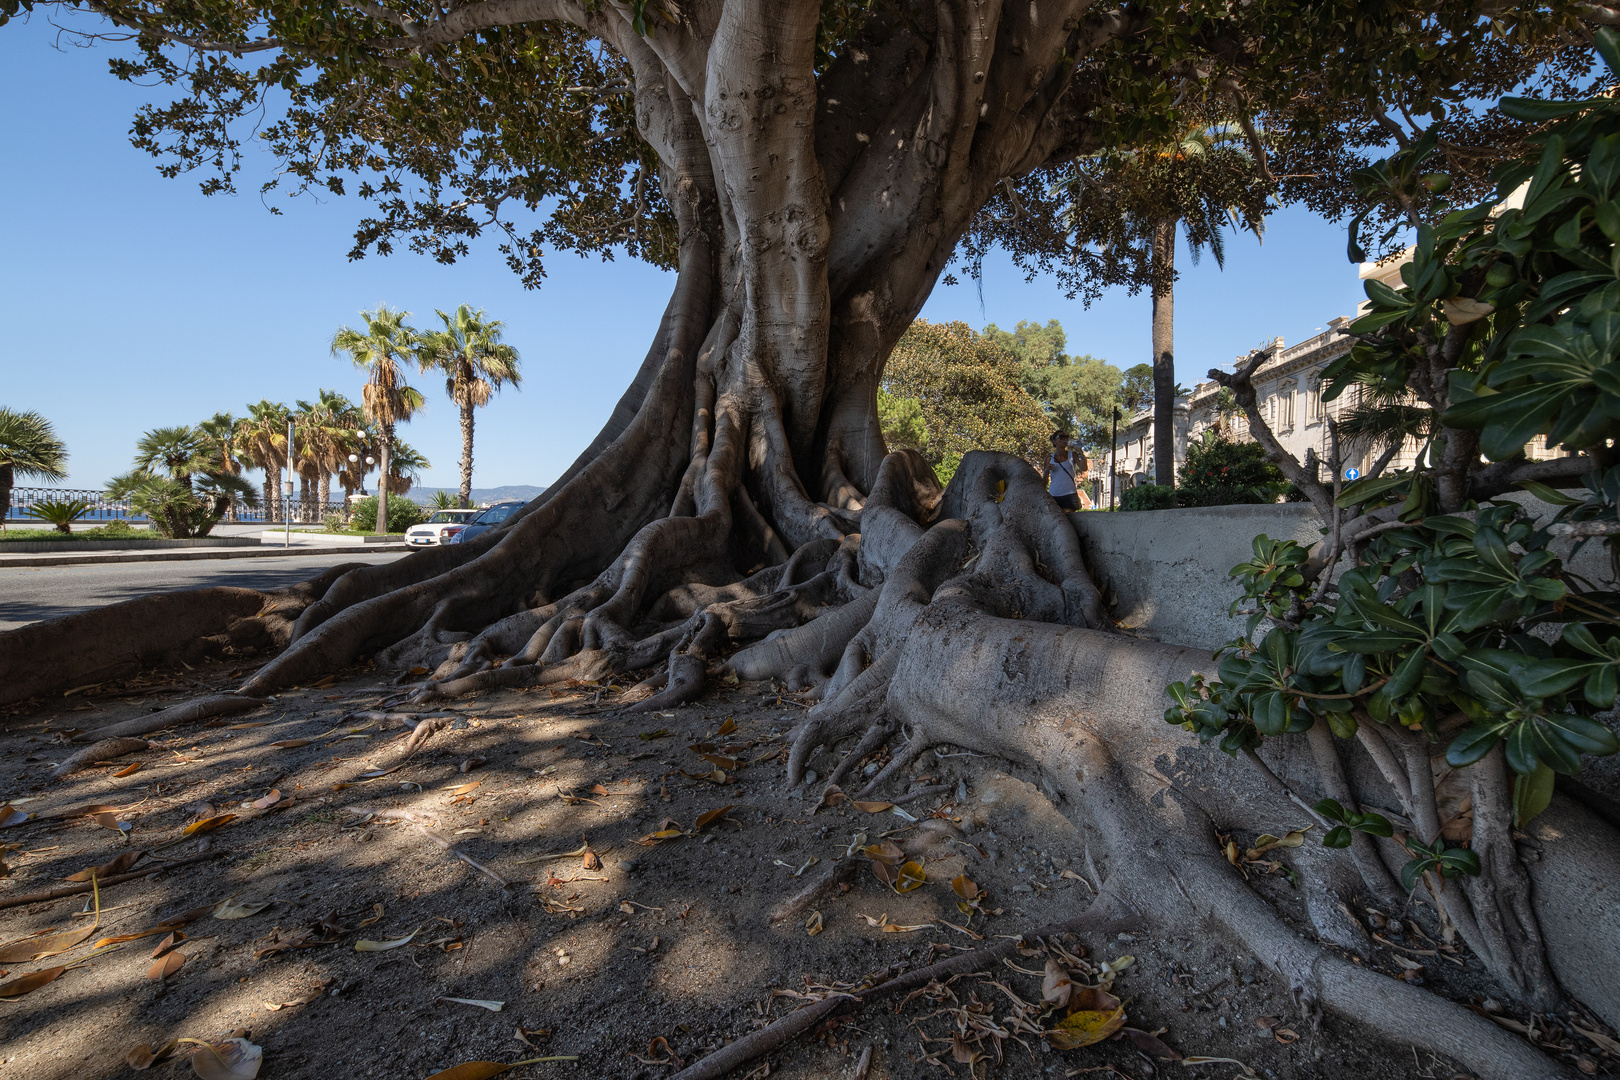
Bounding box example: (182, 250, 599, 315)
(196, 412, 241, 517)
(1056, 119, 1270, 485)
(305, 390, 362, 513)
(418, 305, 522, 507)
(134, 426, 210, 488)
(384, 440, 430, 495)
(235, 400, 290, 521)
(0, 408, 69, 529)
(332, 305, 425, 534)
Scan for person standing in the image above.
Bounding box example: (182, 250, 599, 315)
(1042, 430, 1090, 511)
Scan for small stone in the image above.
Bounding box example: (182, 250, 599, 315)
(618, 859, 640, 873)
(804, 770, 818, 785)
(865, 762, 881, 777)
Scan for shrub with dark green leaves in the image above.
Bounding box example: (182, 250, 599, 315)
(349, 494, 425, 532)
(1119, 483, 1176, 511)
(1177, 432, 1288, 507)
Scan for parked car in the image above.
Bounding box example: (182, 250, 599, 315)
(404, 507, 481, 548)
(446, 500, 526, 545)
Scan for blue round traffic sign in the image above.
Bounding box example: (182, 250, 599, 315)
(1345, 468, 1361, 481)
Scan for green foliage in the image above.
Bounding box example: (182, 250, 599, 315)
(85, 520, 137, 537)
(109, 424, 259, 538)
(349, 494, 425, 532)
(882, 320, 1052, 480)
(1165, 48, 1620, 891)
(430, 490, 458, 511)
(1313, 799, 1394, 849)
(24, 498, 92, 534)
(984, 320, 1140, 452)
(877, 391, 928, 453)
(1119, 484, 1176, 512)
(1177, 432, 1290, 507)
(0, 407, 69, 484)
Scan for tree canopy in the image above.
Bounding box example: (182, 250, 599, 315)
(882, 320, 1052, 485)
(985, 319, 1148, 452)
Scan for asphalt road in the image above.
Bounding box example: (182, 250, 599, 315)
(0, 552, 408, 631)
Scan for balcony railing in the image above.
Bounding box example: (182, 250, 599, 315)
(3, 487, 351, 526)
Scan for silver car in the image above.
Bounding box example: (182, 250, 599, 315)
(405, 508, 480, 547)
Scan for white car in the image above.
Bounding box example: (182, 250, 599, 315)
(405, 508, 480, 547)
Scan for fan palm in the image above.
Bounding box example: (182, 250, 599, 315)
(418, 305, 523, 507)
(0, 407, 69, 530)
(133, 426, 210, 487)
(1056, 118, 1271, 485)
(235, 400, 291, 521)
(384, 441, 430, 495)
(332, 305, 425, 534)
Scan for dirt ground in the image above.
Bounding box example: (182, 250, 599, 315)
(0, 659, 1613, 1080)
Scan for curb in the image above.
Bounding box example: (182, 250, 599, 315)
(0, 543, 409, 569)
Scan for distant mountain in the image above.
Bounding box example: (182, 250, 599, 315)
(414, 485, 549, 505)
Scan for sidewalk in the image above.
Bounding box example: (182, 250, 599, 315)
(0, 538, 407, 569)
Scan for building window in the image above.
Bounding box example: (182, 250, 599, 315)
(1308, 373, 1325, 422)
(1279, 381, 1296, 430)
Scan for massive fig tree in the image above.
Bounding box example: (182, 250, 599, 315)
(4, 2, 1620, 1075)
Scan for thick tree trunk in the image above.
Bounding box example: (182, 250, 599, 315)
(0, 5, 1603, 1065)
(459, 402, 474, 508)
(1152, 217, 1177, 487)
(376, 429, 391, 535)
(319, 470, 332, 517)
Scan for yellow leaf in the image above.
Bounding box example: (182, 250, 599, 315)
(1245, 827, 1310, 860)
(895, 860, 927, 893)
(693, 805, 734, 832)
(805, 910, 824, 936)
(1048, 1006, 1128, 1048)
(356, 925, 421, 951)
(183, 814, 236, 836)
(448, 781, 481, 796)
(717, 718, 737, 736)
(114, 762, 143, 778)
(851, 801, 893, 813)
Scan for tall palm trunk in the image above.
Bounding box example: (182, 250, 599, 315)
(298, 474, 311, 523)
(1151, 217, 1178, 487)
(376, 427, 392, 535)
(319, 471, 332, 517)
(0, 462, 13, 530)
(458, 402, 475, 508)
(261, 472, 273, 523)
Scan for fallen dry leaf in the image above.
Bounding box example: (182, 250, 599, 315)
(1047, 987, 1127, 1049)
(1122, 1027, 1181, 1060)
(814, 786, 847, 812)
(188, 1037, 262, 1080)
(851, 801, 894, 813)
(0, 965, 67, 998)
(1042, 957, 1074, 1008)
(126, 1040, 180, 1070)
(424, 1059, 577, 1080)
(152, 932, 185, 959)
(0, 923, 97, 963)
(805, 910, 824, 937)
(1245, 828, 1310, 861)
(270, 740, 312, 749)
(358, 904, 384, 927)
(183, 815, 236, 837)
(250, 790, 283, 810)
(449, 781, 482, 797)
(460, 757, 486, 773)
(213, 897, 272, 920)
(895, 860, 927, 893)
(439, 997, 504, 1012)
(65, 850, 145, 882)
(92, 812, 132, 834)
(146, 952, 186, 981)
(114, 763, 143, 778)
(637, 730, 670, 741)
(356, 925, 421, 951)
(716, 719, 737, 736)
(0, 804, 32, 828)
(693, 805, 734, 832)
(581, 849, 600, 871)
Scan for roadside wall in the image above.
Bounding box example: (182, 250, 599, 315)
(1070, 495, 1614, 653)
(1071, 504, 1321, 652)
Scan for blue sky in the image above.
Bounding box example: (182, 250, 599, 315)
(0, 19, 1367, 490)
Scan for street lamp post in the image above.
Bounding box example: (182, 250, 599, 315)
(284, 418, 295, 548)
(1109, 407, 1121, 512)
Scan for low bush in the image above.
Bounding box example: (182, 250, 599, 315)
(1119, 483, 1176, 511)
(349, 495, 425, 532)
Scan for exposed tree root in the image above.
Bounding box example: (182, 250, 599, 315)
(52, 738, 150, 779)
(0, 851, 223, 911)
(70, 694, 264, 742)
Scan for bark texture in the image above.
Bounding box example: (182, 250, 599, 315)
(0, 2, 1609, 1069)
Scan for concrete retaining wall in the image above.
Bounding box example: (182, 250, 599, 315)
(1072, 495, 1615, 653)
(1072, 504, 1322, 652)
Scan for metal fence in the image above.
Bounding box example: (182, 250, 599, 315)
(4, 487, 349, 526)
